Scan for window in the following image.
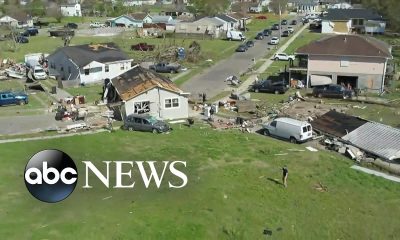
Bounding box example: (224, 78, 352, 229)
(84, 69, 89, 75)
(134, 101, 150, 114)
(60, 67, 64, 71)
(134, 118, 141, 124)
(105, 65, 109, 72)
(270, 121, 277, 127)
(165, 98, 179, 108)
(90, 67, 102, 73)
(120, 64, 125, 70)
(143, 119, 150, 125)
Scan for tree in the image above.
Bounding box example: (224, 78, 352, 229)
(48, 5, 63, 23)
(27, 0, 46, 17)
(361, 0, 400, 32)
(189, 0, 230, 16)
(269, 0, 288, 15)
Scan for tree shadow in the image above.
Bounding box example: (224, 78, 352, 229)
(267, 178, 282, 186)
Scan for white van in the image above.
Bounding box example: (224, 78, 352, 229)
(226, 30, 246, 41)
(262, 117, 313, 143)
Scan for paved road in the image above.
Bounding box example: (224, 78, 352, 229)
(181, 15, 303, 99)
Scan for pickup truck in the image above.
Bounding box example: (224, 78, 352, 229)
(149, 63, 181, 73)
(0, 91, 29, 106)
(131, 43, 155, 51)
(273, 53, 295, 61)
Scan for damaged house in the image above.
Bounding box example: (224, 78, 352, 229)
(104, 65, 189, 120)
(47, 43, 134, 86)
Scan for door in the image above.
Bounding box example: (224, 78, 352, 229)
(133, 117, 143, 131)
(269, 120, 278, 135)
(142, 118, 153, 132)
(1, 94, 14, 105)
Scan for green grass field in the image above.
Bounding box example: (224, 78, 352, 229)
(0, 127, 399, 239)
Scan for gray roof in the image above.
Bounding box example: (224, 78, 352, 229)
(151, 15, 172, 23)
(342, 122, 400, 161)
(194, 17, 225, 26)
(51, 43, 131, 67)
(215, 14, 238, 23)
(324, 9, 384, 21)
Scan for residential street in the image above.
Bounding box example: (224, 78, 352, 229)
(181, 15, 303, 99)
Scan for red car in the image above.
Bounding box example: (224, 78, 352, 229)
(256, 16, 267, 20)
(131, 43, 155, 51)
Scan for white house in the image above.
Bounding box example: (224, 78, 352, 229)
(215, 14, 239, 31)
(47, 43, 134, 85)
(0, 16, 19, 27)
(105, 66, 189, 120)
(130, 13, 153, 24)
(60, 3, 82, 17)
(123, 0, 143, 6)
(328, 2, 352, 9)
(0, 15, 33, 28)
(107, 15, 144, 28)
(142, 0, 157, 5)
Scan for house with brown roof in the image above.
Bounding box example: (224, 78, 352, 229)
(294, 35, 392, 92)
(105, 65, 189, 120)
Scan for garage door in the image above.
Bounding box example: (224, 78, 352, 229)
(310, 75, 332, 86)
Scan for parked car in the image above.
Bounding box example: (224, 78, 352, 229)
(262, 117, 313, 143)
(245, 40, 255, 48)
(281, 19, 288, 25)
(236, 44, 248, 52)
(65, 23, 78, 29)
(255, 32, 264, 40)
(32, 65, 47, 80)
(269, 37, 280, 45)
(291, 20, 298, 25)
(149, 62, 181, 73)
(123, 114, 171, 133)
(25, 28, 39, 36)
(273, 53, 295, 61)
(0, 91, 29, 106)
(15, 35, 29, 43)
(90, 22, 106, 28)
(131, 42, 155, 51)
(287, 26, 294, 34)
(262, 28, 271, 36)
(271, 23, 280, 30)
(312, 84, 354, 99)
(281, 30, 289, 37)
(251, 80, 288, 94)
(227, 30, 246, 41)
(302, 18, 310, 23)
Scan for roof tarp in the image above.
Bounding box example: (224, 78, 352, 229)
(310, 75, 332, 86)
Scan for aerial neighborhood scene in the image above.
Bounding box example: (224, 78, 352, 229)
(1, 0, 400, 239)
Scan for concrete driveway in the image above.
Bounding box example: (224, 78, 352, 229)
(181, 15, 303, 99)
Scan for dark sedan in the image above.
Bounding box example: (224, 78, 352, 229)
(271, 24, 280, 30)
(251, 80, 288, 94)
(281, 30, 289, 37)
(291, 20, 298, 25)
(245, 40, 255, 48)
(281, 19, 288, 25)
(262, 28, 271, 36)
(255, 32, 264, 40)
(65, 23, 78, 29)
(15, 36, 29, 43)
(236, 44, 248, 52)
(312, 84, 354, 99)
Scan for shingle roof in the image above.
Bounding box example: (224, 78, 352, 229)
(111, 66, 182, 101)
(215, 14, 238, 23)
(296, 35, 391, 58)
(129, 13, 150, 21)
(52, 43, 131, 67)
(324, 9, 384, 21)
(342, 122, 400, 161)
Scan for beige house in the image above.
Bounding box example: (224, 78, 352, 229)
(295, 35, 392, 92)
(175, 17, 225, 39)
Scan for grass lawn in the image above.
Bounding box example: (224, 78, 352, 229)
(0, 127, 399, 239)
(66, 84, 104, 104)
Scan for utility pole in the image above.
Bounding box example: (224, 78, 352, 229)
(279, 1, 282, 41)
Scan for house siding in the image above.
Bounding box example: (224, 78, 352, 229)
(81, 60, 133, 84)
(124, 88, 189, 120)
(111, 16, 143, 27)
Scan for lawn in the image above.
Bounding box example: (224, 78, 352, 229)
(0, 127, 399, 239)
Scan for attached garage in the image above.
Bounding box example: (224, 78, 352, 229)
(310, 75, 332, 86)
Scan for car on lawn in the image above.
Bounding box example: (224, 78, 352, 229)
(123, 114, 171, 133)
(65, 23, 78, 29)
(0, 91, 29, 106)
(281, 30, 289, 37)
(312, 84, 354, 99)
(149, 62, 181, 73)
(273, 53, 295, 61)
(269, 37, 280, 45)
(256, 15, 267, 19)
(291, 20, 298, 25)
(24, 28, 39, 36)
(15, 35, 29, 43)
(236, 44, 248, 52)
(255, 32, 264, 40)
(281, 19, 288, 25)
(262, 117, 313, 144)
(245, 40, 255, 48)
(251, 79, 288, 94)
(287, 26, 294, 34)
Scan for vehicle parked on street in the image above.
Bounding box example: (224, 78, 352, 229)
(131, 42, 155, 51)
(281, 30, 289, 37)
(255, 32, 264, 40)
(149, 62, 181, 73)
(312, 84, 354, 99)
(287, 26, 294, 34)
(245, 40, 254, 48)
(123, 114, 171, 133)
(23, 28, 39, 36)
(291, 20, 298, 25)
(302, 18, 310, 23)
(262, 28, 271, 36)
(281, 19, 288, 25)
(236, 44, 248, 52)
(251, 80, 288, 94)
(269, 37, 279, 45)
(65, 23, 78, 29)
(271, 24, 280, 30)
(226, 30, 246, 41)
(262, 117, 313, 143)
(0, 91, 29, 106)
(273, 53, 295, 61)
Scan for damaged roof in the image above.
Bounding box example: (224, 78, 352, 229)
(311, 110, 367, 137)
(296, 35, 392, 58)
(342, 122, 400, 161)
(111, 66, 183, 101)
(324, 9, 384, 21)
(51, 43, 131, 67)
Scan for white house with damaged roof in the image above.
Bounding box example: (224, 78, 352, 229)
(214, 14, 239, 31)
(104, 65, 189, 120)
(47, 43, 134, 85)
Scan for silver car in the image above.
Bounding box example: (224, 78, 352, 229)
(123, 114, 171, 133)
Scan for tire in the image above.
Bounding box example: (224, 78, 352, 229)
(275, 57, 279, 61)
(128, 127, 134, 131)
(254, 88, 259, 93)
(274, 90, 279, 94)
(152, 128, 159, 134)
(290, 137, 297, 144)
(318, 93, 323, 98)
(18, 100, 25, 106)
(170, 69, 175, 74)
(263, 130, 270, 136)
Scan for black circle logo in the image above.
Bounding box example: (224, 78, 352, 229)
(24, 149, 78, 203)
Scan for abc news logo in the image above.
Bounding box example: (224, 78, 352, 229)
(24, 150, 187, 203)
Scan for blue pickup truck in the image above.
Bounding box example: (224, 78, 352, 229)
(0, 91, 29, 106)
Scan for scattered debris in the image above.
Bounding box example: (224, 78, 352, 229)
(314, 182, 328, 192)
(102, 196, 112, 200)
(306, 146, 318, 152)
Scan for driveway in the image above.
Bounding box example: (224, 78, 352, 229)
(181, 15, 303, 99)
